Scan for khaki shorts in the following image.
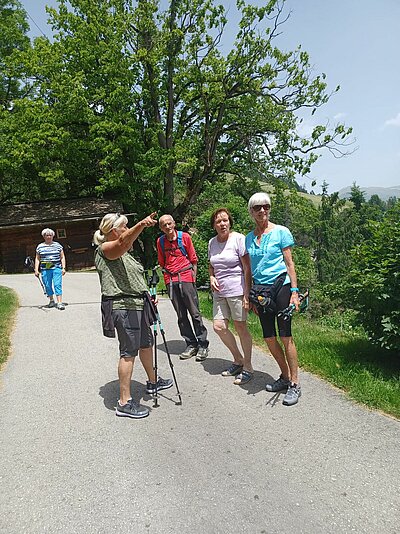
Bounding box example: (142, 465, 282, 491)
(213, 294, 248, 322)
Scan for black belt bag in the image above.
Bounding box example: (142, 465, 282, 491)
(249, 272, 287, 314)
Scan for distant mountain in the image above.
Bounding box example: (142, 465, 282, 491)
(337, 186, 400, 201)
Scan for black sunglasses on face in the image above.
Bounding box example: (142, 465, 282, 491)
(252, 204, 271, 212)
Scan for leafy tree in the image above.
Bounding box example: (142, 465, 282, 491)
(5, 2, 352, 205)
(368, 194, 385, 210)
(0, 0, 30, 106)
(344, 201, 400, 351)
(386, 196, 397, 210)
(348, 182, 366, 212)
(314, 182, 348, 283)
(0, 0, 354, 267)
(0, 0, 33, 203)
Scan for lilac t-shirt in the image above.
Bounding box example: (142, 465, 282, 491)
(208, 232, 247, 297)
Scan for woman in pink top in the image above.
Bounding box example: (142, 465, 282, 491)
(208, 208, 253, 384)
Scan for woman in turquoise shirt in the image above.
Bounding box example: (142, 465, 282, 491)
(245, 192, 301, 406)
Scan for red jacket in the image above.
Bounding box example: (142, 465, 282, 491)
(157, 231, 197, 284)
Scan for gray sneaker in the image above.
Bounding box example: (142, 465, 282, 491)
(47, 301, 56, 308)
(266, 374, 291, 392)
(180, 345, 198, 360)
(195, 346, 209, 361)
(115, 399, 150, 419)
(57, 302, 65, 310)
(146, 377, 173, 394)
(282, 383, 302, 406)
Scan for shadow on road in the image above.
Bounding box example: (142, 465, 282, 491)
(200, 356, 274, 395)
(19, 302, 99, 309)
(155, 338, 186, 356)
(99, 379, 146, 411)
(98, 379, 180, 411)
(265, 391, 286, 407)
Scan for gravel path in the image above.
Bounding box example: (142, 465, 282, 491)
(0, 272, 399, 533)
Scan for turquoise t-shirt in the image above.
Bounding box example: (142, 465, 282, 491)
(245, 225, 294, 285)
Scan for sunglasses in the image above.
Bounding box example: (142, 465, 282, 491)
(252, 204, 271, 212)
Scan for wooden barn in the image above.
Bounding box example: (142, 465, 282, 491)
(0, 198, 123, 273)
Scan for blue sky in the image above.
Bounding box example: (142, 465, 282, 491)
(21, 0, 400, 194)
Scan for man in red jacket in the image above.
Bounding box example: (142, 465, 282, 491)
(157, 214, 209, 361)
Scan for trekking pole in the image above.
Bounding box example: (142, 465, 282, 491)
(154, 303, 182, 406)
(26, 256, 47, 296)
(147, 268, 182, 406)
(37, 275, 47, 296)
(147, 269, 160, 408)
(277, 289, 309, 321)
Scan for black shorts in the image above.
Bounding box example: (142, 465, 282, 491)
(257, 284, 292, 338)
(112, 309, 154, 357)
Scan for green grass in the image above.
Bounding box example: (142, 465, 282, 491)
(198, 291, 400, 419)
(0, 286, 19, 369)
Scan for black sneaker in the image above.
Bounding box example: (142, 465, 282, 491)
(146, 377, 173, 394)
(115, 399, 149, 419)
(265, 374, 291, 392)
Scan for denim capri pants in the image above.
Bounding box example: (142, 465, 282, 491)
(41, 267, 63, 296)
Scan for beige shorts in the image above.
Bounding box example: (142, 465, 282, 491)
(213, 294, 248, 322)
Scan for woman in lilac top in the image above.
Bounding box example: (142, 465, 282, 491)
(208, 208, 253, 385)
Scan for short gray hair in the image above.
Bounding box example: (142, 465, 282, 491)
(41, 228, 55, 238)
(248, 192, 272, 213)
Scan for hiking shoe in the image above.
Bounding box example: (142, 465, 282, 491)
(146, 377, 173, 394)
(180, 345, 198, 360)
(115, 399, 150, 419)
(282, 383, 302, 406)
(57, 302, 65, 310)
(195, 346, 209, 361)
(265, 374, 291, 392)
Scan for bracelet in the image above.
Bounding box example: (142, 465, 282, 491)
(290, 287, 299, 293)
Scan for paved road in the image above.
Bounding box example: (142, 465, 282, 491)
(0, 273, 399, 534)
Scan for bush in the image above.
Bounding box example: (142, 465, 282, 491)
(343, 201, 400, 351)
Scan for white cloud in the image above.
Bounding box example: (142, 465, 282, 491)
(384, 112, 400, 127)
(295, 119, 316, 138)
(334, 112, 347, 121)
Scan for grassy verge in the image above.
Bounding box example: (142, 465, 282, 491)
(0, 286, 19, 370)
(198, 291, 400, 419)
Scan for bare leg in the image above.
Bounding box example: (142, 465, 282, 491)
(264, 337, 290, 380)
(213, 319, 244, 366)
(139, 347, 156, 383)
(118, 356, 135, 405)
(233, 320, 253, 372)
(281, 336, 299, 384)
